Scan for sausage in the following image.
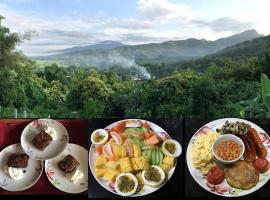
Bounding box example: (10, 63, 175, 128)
(240, 135, 256, 162)
(247, 128, 267, 158)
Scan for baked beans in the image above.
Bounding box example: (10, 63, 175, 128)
(216, 140, 241, 161)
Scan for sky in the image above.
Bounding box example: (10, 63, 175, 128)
(0, 0, 269, 56)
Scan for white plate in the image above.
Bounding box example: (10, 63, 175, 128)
(21, 119, 69, 160)
(89, 119, 179, 197)
(0, 143, 43, 192)
(45, 143, 88, 194)
(186, 118, 270, 197)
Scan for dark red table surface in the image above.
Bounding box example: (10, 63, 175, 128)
(0, 119, 89, 195)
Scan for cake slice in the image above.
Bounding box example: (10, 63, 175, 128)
(32, 131, 53, 151)
(7, 154, 29, 168)
(58, 155, 80, 172)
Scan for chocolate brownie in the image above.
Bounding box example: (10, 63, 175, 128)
(58, 155, 80, 172)
(32, 131, 53, 151)
(7, 154, 29, 168)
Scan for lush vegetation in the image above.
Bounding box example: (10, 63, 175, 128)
(0, 17, 270, 118)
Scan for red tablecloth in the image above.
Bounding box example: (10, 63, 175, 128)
(0, 119, 88, 195)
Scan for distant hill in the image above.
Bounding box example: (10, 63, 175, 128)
(210, 34, 270, 59)
(213, 29, 261, 50)
(35, 30, 261, 67)
(51, 40, 126, 54)
(179, 34, 270, 70)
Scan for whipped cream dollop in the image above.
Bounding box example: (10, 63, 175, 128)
(44, 126, 57, 140)
(65, 169, 84, 184)
(8, 167, 24, 180)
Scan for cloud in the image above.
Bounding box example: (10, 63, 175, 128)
(137, 0, 197, 22)
(44, 29, 93, 39)
(193, 17, 255, 33)
(104, 18, 152, 30)
(0, 3, 153, 48)
(79, 18, 152, 30)
(0, 3, 52, 31)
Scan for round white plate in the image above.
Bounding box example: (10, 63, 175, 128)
(45, 143, 88, 194)
(0, 143, 43, 192)
(186, 118, 270, 197)
(21, 119, 69, 160)
(89, 119, 179, 197)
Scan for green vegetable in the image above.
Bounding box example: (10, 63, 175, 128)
(153, 148, 157, 165)
(159, 151, 164, 165)
(143, 148, 163, 165)
(143, 150, 147, 157)
(155, 148, 160, 165)
(147, 149, 152, 159)
(151, 149, 156, 165)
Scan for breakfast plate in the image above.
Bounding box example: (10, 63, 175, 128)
(45, 143, 88, 193)
(21, 119, 69, 160)
(89, 119, 181, 197)
(0, 143, 43, 191)
(186, 118, 270, 197)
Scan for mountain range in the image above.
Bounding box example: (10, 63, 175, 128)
(176, 34, 270, 71)
(35, 30, 262, 67)
(50, 40, 126, 54)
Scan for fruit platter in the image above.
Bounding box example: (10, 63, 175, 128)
(89, 119, 182, 196)
(186, 118, 270, 197)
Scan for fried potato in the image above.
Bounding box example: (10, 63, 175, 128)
(224, 160, 259, 190)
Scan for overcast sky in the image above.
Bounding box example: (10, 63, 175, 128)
(0, 0, 269, 56)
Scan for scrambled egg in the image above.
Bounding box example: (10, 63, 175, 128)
(191, 131, 220, 175)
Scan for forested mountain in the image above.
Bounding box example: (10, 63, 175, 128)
(51, 40, 126, 54)
(180, 35, 270, 71)
(145, 34, 270, 78)
(35, 30, 260, 66)
(210, 35, 270, 59)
